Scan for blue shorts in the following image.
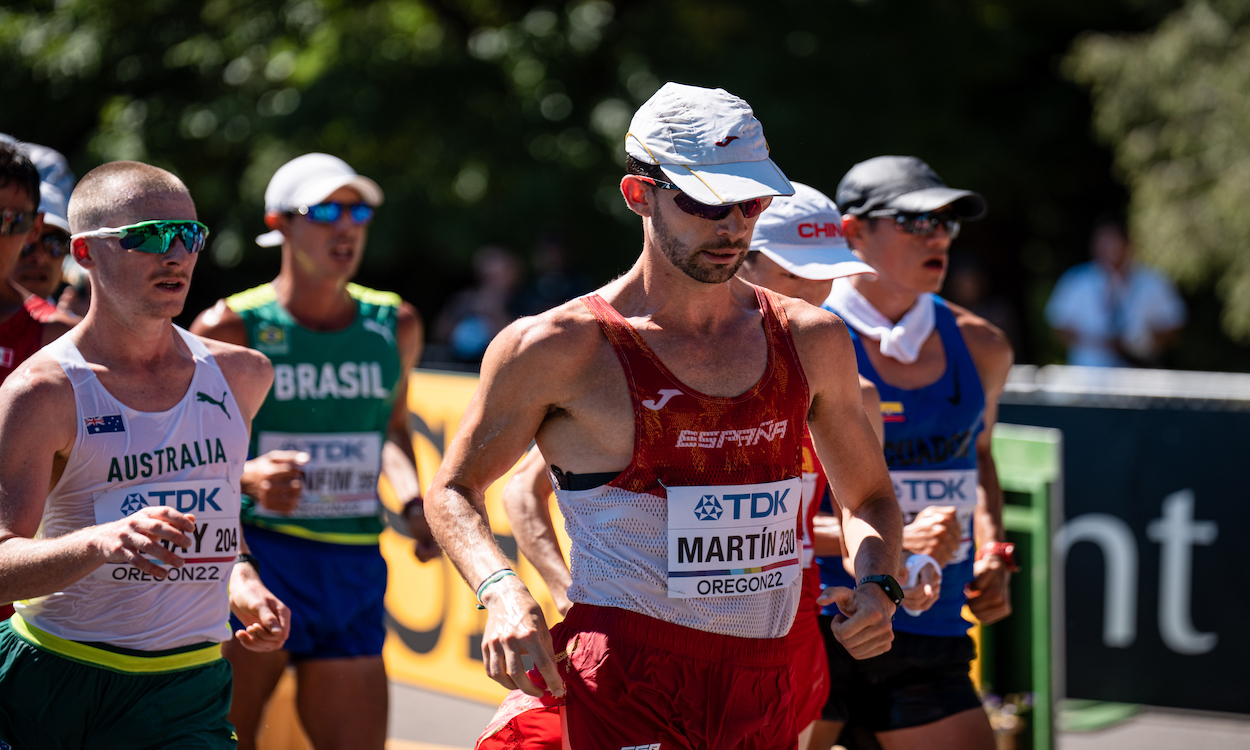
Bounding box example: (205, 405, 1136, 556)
(233, 525, 387, 660)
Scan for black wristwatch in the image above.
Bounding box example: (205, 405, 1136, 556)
(236, 553, 261, 572)
(858, 574, 904, 608)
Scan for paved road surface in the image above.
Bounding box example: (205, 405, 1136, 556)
(386, 682, 1250, 750)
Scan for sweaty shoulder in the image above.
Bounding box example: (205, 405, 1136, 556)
(197, 335, 273, 419)
(771, 293, 858, 401)
(0, 351, 78, 452)
(491, 296, 604, 365)
(774, 293, 853, 362)
(190, 298, 248, 347)
(944, 299, 1013, 388)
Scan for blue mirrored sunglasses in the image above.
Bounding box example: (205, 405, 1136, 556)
(293, 202, 374, 225)
(70, 220, 210, 254)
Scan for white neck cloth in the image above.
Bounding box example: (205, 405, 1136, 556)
(826, 277, 935, 364)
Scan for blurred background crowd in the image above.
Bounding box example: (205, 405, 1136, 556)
(3, 0, 1249, 372)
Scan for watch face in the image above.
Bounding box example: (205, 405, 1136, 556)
(860, 575, 904, 606)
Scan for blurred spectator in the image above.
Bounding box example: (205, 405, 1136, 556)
(58, 255, 91, 319)
(1045, 218, 1186, 367)
(433, 244, 521, 363)
(943, 255, 1022, 354)
(11, 175, 70, 305)
(514, 230, 592, 317)
(0, 135, 80, 324)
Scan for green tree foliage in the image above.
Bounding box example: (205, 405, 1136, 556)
(1068, 0, 1250, 343)
(1, 0, 1189, 365)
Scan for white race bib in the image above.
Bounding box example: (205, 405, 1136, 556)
(891, 469, 979, 564)
(91, 479, 239, 584)
(666, 477, 802, 599)
(254, 431, 382, 519)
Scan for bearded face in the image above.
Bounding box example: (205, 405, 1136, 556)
(650, 200, 750, 285)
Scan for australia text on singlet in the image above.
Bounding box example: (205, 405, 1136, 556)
(14, 327, 250, 650)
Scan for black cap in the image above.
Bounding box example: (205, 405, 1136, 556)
(836, 156, 987, 220)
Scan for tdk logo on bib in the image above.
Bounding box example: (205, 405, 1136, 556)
(116, 485, 223, 513)
(120, 493, 149, 515)
(692, 490, 792, 521)
(694, 495, 723, 521)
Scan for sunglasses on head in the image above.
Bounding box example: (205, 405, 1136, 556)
(1, 208, 37, 237)
(636, 177, 770, 221)
(21, 232, 69, 260)
(70, 220, 210, 255)
(868, 209, 961, 240)
(291, 202, 375, 225)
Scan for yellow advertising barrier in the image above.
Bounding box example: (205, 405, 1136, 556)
(380, 369, 569, 705)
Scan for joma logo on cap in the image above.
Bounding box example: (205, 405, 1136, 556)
(714, 136, 739, 147)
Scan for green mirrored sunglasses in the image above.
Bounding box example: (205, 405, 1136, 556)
(71, 220, 210, 254)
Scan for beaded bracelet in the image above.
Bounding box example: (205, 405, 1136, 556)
(475, 568, 518, 610)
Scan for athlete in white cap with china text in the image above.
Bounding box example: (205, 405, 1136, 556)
(425, 83, 905, 750)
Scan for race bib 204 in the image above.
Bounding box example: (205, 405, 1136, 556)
(891, 468, 979, 564)
(90, 478, 239, 584)
(666, 477, 802, 599)
(254, 431, 382, 519)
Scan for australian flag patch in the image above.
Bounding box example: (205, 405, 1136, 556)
(84, 414, 126, 434)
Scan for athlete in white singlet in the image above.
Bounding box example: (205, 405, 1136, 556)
(0, 161, 288, 750)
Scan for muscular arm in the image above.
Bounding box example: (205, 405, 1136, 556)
(384, 303, 439, 560)
(810, 376, 882, 557)
(952, 303, 1015, 624)
(789, 302, 902, 657)
(502, 445, 572, 615)
(0, 355, 196, 603)
(426, 312, 595, 697)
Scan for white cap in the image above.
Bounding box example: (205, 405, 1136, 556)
(0, 134, 75, 234)
(625, 82, 793, 206)
(256, 153, 384, 247)
(39, 183, 70, 234)
(750, 182, 875, 280)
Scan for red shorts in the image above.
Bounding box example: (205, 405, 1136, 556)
(477, 604, 797, 750)
(788, 570, 830, 730)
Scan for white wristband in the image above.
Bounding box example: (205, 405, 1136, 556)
(902, 553, 942, 616)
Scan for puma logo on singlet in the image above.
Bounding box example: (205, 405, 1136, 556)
(196, 391, 231, 419)
(642, 389, 683, 410)
(362, 318, 395, 346)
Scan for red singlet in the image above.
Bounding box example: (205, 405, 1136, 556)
(478, 287, 811, 750)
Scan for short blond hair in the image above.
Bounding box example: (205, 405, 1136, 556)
(68, 161, 191, 234)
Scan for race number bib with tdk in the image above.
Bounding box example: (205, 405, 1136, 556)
(90, 479, 239, 584)
(666, 477, 801, 599)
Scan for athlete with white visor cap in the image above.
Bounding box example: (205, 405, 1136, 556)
(193, 152, 430, 750)
(425, 82, 905, 750)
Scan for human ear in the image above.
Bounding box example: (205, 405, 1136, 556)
(620, 176, 657, 218)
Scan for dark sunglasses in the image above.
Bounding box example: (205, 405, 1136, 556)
(869, 209, 961, 240)
(292, 202, 375, 225)
(21, 232, 69, 259)
(1, 208, 37, 237)
(71, 220, 210, 254)
(637, 177, 770, 221)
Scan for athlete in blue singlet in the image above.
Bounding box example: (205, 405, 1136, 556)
(811, 156, 1015, 750)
